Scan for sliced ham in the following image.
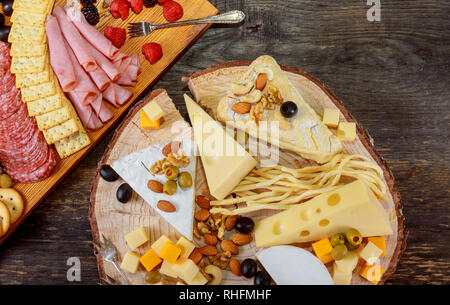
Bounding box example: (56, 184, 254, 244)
(65, 5, 119, 60)
(53, 6, 97, 72)
(114, 53, 140, 86)
(68, 91, 103, 131)
(89, 68, 111, 92)
(85, 42, 121, 81)
(46, 15, 77, 92)
(103, 83, 132, 107)
(90, 94, 114, 123)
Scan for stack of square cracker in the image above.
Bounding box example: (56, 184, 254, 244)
(8, 0, 91, 159)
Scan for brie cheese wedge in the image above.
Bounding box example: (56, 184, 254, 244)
(112, 140, 196, 239)
(217, 55, 342, 163)
(257, 246, 333, 285)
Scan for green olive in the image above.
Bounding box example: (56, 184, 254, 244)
(178, 172, 192, 189)
(0, 174, 13, 188)
(331, 244, 348, 260)
(164, 166, 179, 180)
(163, 180, 177, 195)
(346, 228, 362, 247)
(345, 241, 360, 251)
(145, 270, 161, 284)
(330, 233, 346, 247)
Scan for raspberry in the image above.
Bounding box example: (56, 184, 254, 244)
(162, 1, 183, 22)
(110, 0, 130, 20)
(104, 26, 126, 48)
(158, 0, 170, 4)
(128, 0, 143, 14)
(142, 42, 162, 64)
(81, 4, 100, 25)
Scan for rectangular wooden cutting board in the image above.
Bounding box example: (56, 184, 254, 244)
(0, 0, 219, 245)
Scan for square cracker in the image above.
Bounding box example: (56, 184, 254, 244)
(11, 10, 47, 26)
(10, 43, 47, 57)
(21, 73, 56, 102)
(8, 23, 45, 45)
(12, 0, 51, 14)
(11, 53, 47, 74)
(43, 118, 79, 145)
(27, 92, 64, 117)
(16, 64, 51, 88)
(35, 106, 72, 131)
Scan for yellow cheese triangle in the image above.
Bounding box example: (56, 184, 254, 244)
(184, 94, 257, 200)
(217, 55, 342, 163)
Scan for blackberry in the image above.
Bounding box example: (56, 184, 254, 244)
(81, 4, 100, 26)
(0, 14, 4, 27)
(80, 0, 97, 5)
(144, 0, 158, 8)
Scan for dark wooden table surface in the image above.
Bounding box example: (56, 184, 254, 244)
(0, 0, 449, 285)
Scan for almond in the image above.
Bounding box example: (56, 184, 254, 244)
(232, 102, 252, 114)
(195, 195, 210, 209)
(199, 245, 218, 256)
(229, 259, 242, 276)
(195, 209, 210, 222)
(225, 215, 239, 231)
(189, 248, 203, 264)
(220, 240, 239, 255)
(162, 141, 182, 157)
(232, 233, 253, 246)
(157, 200, 176, 213)
(147, 180, 163, 193)
(255, 73, 268, 91)
(204, 233, 218, 246)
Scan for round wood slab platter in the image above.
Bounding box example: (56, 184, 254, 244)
(90, 63, 407, 285)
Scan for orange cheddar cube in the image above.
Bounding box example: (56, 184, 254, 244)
(367, 237, 386, 256)
(139, 249, 162, 272)
(359, 263, 384, 285)
(312, 238, 334, 264)
(159, 241, 181, 264)
(140, 110, 161, 130)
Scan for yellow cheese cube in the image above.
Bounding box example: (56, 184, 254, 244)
(312, 238, 333, 260)
(171, 258, 199, 282)
(142, 101, 164, 122)
(159, 241, 181, 264)
(139, 249, 162, 272)
(332, 263, 352, 285)
(322, 108, 340, 128)
(334, 251, 359, 274)
(125, 227, 149, 250)
(159, 260, 178, 278)
(337, 122, 356, 141)
(319, 252, 334, 265)
(359, 263, 384, 285)
(176, 237, 195, 259)
(120, 251, 140, 273)
(185, 271, 207, 285)
(151, 235, 172, 256)
(359, 241, 383, 265)
(140, 111, 161, 130)
(367, 237, 386, 256)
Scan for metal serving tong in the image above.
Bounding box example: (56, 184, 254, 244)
(127, 10, 245, 38)
(94, 234, 131, 285)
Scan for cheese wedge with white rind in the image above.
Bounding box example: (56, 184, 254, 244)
(254, 180, 392, 247)
(184, 94, 257, 200)
(256, 246, 333, 285)
(217, 55, 342, 164)
(112, 139, 196, 239)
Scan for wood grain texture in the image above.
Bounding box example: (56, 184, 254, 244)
(0, 0, 448, 285)
(0, 0, 218, 245)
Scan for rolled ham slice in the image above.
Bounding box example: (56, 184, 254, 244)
(68, 91, 103, 131)
(89, 68, 111, 92)
(65, 5, 119, 60)
(103, 83, 132, 107)
(85, 41, 121, 82)
(46, 15, 77, 92)
(66, 44, 113, 123)
(53, 6, 97, 72)
(114, 53, 140, 86)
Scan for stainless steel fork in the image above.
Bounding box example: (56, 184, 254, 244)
(127, 10, 245, 38)
(94, 234, 131, 285)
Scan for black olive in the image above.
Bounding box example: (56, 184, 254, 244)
(241, 258, 257, 278)
(280, 101, 298, 118)
(116, 183, 132, 203)
(235, 217, 255, 234)
(254, 270, 271, 285)
(99, 164, 119, 182)
(2, 0, 13, 17)
(0, 25, 10, 42)
(0, 14, 5, 27)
